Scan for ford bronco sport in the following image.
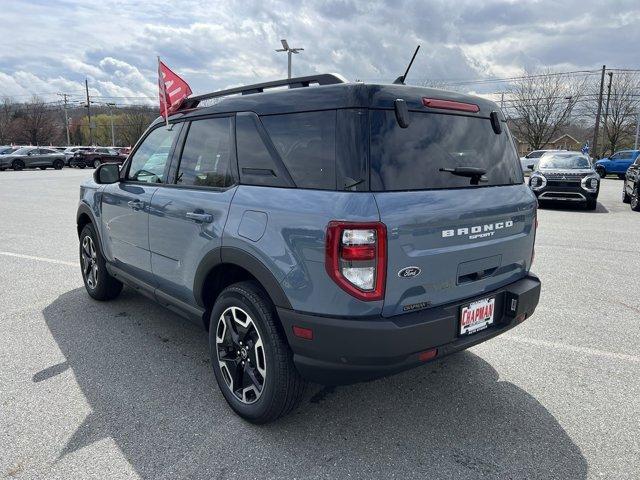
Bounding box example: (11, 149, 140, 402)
(77, 74, 541, 423)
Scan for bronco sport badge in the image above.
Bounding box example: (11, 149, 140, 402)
(442, 220, 514, 240)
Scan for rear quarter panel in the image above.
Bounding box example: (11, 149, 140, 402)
(224, 186, 383, 316)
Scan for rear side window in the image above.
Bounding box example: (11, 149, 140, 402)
(236, 113, 291, 188)
(176, 117, 235, 188)
(261, 111, 336, 190)
(370, 110, 522, 191)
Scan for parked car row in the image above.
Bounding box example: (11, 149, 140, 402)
(0, 145, 130, 171)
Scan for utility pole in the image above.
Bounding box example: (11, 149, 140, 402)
(602, 72, 613, 156)
(106, 102, 116, 146)
(591, 65, 606, 159)
(635, 113, 639, 150)
(275, 39, 304, 79)
(85, 78, 93, 146)
(57, 93, 71, 145)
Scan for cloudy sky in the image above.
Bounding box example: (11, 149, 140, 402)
(1, 0, 638, 106)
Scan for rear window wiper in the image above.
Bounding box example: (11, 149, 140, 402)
(439, 166, 488, 185)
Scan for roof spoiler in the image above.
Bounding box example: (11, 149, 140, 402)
(181, 73, 347, 109)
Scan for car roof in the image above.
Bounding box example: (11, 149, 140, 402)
(153, 81, 503, 128)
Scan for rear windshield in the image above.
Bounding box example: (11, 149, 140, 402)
(370, 110, 522, 191)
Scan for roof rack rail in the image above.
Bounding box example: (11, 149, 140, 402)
(182, 73, 347, 109)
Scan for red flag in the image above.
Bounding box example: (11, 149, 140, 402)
(158, 58, 192, 119)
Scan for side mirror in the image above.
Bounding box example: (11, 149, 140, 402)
(93, 163, 120, 184)
(527, 164, 535, 170)
(394, 99, 411, 128)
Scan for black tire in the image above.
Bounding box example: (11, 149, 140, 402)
(623, 186, 631, 203)
(79, 224, 123, 300)
(209, 281, 305, 423)
(12, 159, 24, 171)
(595, 166, 606, 178)
(78, 162, 86, 169)
(0, 168, 5, 171)
(53, 159, 64, 170)
(585, 198, 597, 210)
(631, 184, 640, 212)
(39, 166, 47, 170)
(93, 158, 101, 168)
(617, 174, 626, 180)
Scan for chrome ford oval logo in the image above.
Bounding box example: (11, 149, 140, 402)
(398, 266, 421, 278)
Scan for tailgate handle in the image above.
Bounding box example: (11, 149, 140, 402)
(458, 267, 498, 284)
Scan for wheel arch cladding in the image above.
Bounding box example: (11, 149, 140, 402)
(76, 204, 96, 237)
(194, 247, 292, 330)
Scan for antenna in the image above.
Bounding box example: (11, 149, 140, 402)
(393, 45, 421, 85)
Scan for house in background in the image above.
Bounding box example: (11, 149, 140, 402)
(513, 133, 582, 157)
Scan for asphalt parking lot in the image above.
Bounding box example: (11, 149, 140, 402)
(1, 169, 639, 479)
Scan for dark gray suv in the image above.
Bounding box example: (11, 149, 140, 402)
(0, 146, 66, 170)
(77, 74, 541, 422)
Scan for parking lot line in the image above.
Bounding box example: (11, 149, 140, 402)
(0, 251, 76, 267)
(499, 334, 640, 364)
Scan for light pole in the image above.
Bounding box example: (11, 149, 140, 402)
(106, 102, 116, 146)
(275, 39, 304, 79)
(57, 93, 71, 145)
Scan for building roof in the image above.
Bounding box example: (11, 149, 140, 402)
(550, 133, 580, 144)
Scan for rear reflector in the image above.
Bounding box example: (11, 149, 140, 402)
(422, 98, 480, 113)
(418, 348, 438, 362)
(293, 325, 313, 340)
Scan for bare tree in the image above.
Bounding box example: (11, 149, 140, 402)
(507, 70, 585, 150)
(0, 97, 15, 144)
(600, 73, 640, 155)
(14, 96, 59, 145)
(119, 109, 155, 146)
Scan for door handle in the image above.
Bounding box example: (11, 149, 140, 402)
(127, 200, 143, 210)
(186, 211, 213, 223)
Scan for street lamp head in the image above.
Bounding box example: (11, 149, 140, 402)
(280, 39, 290, 50)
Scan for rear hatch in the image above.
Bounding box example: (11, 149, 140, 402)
(369, 108, 536, 317)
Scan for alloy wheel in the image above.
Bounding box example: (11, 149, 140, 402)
(216, 306, 267, 404)
(81, 236, 99, 289)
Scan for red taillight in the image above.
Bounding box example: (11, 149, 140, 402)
(325, 221, 386, 301)
(341, 245, 376, 261)
(422, 97, 480, 113)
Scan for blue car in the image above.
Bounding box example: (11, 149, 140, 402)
(595, 150, 640, 179)
(77, 74, 541, 422)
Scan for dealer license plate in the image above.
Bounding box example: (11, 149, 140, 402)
(460, 297, 495, 336)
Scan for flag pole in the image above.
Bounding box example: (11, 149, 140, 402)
(158, 56, 169, 128)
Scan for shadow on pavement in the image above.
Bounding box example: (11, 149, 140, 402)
(40, 288, 587, 479)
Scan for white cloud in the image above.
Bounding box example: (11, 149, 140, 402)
(0, 0, 638, 105)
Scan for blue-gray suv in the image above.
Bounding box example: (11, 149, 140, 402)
(77, 74, 541, 423)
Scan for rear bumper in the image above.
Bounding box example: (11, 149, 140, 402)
(278, 274, 541, 385)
